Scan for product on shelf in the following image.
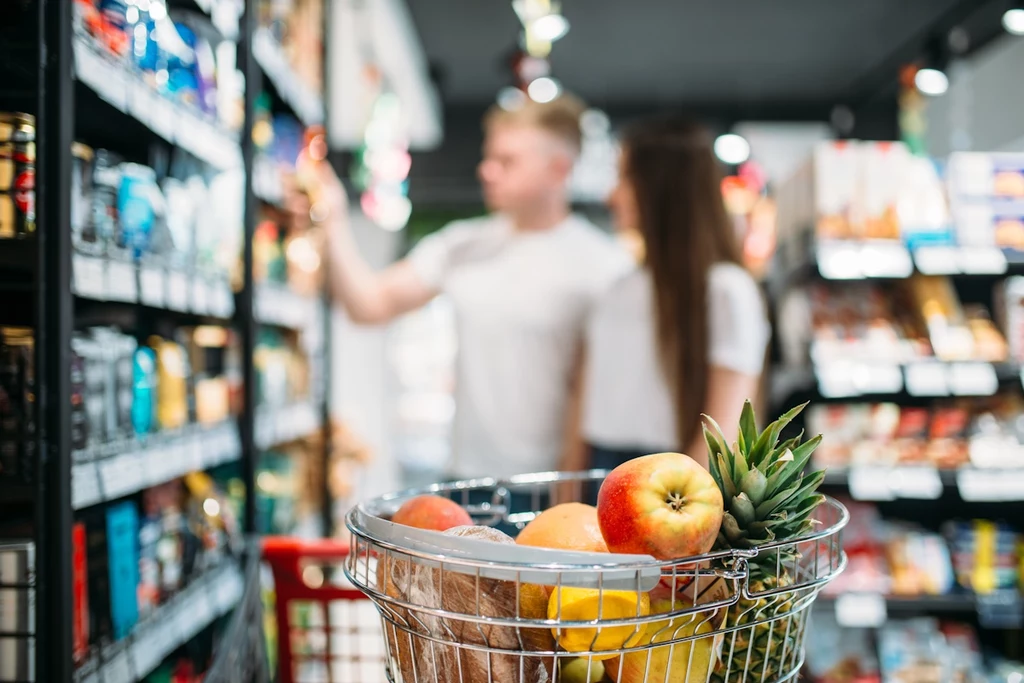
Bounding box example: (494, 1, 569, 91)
(995, 277, 1024, 363)
(73, 0, 244, 132)
(0, 327, 36, 482)
(0, 540, 35, 682)
(106, 499, 141, 640)
(805, 397, 1024, 470)
(943, 520, 1021, 594)
(72, 522, 90, 662)
(878, 619, 986, 683)
(0, 112, 36, 239)
(805, 609, 881, 683)
(257, 0, 324, 96)
(72, 325, 239, 455)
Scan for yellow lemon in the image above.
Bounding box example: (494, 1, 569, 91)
(548, 587, 651, 660)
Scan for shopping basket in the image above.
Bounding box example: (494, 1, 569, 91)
(343, 470, 849, 683)
(263, 536, 389, 683)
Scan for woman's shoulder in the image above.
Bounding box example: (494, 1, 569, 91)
(708, 262, 762, 302)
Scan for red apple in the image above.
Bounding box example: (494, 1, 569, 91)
(391, 495, 472, 532)
(597, 452, 723, 560)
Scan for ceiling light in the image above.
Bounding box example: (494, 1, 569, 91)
(527, 76, 561, 103)
(714, 133, 751, 165)
(1004, 8, 1024, 35)
(530, 13, 570, 42)
(497, 86, 526, 111)
(915, 67, 949, 96)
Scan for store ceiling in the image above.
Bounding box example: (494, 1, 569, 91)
(406, 0, 998, 111)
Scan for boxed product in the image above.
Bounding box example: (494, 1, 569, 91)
(0, 327, 35, 481)
(106, 500, 140, 640)
(995, 276, 1024, 363)
(943, 520, 1020, 594)
(0, 540, 35, 683)
(948, 152, 1024, 199)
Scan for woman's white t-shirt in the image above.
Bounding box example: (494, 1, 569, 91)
(582, 262, 769, 451)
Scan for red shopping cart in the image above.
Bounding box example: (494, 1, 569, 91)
(262, 536, 388, 683)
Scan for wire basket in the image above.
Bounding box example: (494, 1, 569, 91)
(344, 470, 848, 683)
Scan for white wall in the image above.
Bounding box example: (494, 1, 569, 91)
(926, 34, 1024, 157)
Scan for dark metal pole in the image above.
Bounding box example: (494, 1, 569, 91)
(239, 0, 259, 535)
(320, 0, 335, 539)
(36, 0, 74, 679)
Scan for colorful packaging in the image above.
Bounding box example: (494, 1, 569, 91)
(132, 346, 157, 436)
(72, 522, 90, 662)
(0, 112, 36, 239)
(152, 337, 189, 431)
(0, 328, 35, 481)
(106, 500, 140, 640)
(71, 142, 96, 252)
(90, 149, 123, 254)
(117, 163, 159, 257)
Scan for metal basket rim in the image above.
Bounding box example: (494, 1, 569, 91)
(345, 470, 849, 573)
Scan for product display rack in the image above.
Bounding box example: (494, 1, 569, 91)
(0, 1, 333, 681)
(767, 143, 1024, 677)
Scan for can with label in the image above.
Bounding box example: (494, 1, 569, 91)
(0, 112, 36, 238)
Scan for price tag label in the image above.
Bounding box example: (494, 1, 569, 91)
(131, 621, 165, 677)
(72, 654, 102, 683)
(914, 245, 959, 275)
(848, 467, 896, 501)
(890, 466, 943, 499)
(128, 80, 154, 128)
(905, 362, 950, 397)
(71, 462, 102, 510)
(73, 254, 106, 299)
(949, 362, 999, 396)
(957, 469, 1024, 501)
(159, 598, 185, 650)
(189, 592, 215, 637)
(150, 98, 177, 142)
(977, 589, 1024, 629)
(97, 61, 129, 113)
(139, 266, 166, 308)
(191, 279, 210, 315)
(835, 593, 888, 628)
(105, 260, 137, 303)
(175, 595, 202, 642)
(98, 452, 142, 500)
(167, 271, 189, 311)
(99, 644, 134, 683)
(861, 242, 914, 278)
(214, 566, 244, 613)
(959, 246, 1008, 275)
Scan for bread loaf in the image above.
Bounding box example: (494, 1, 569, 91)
(376, 525, 554, 683)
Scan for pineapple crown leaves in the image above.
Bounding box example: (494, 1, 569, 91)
(702, 400, 827, 552)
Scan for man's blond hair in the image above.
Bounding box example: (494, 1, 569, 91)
(483, 93, 587, 157)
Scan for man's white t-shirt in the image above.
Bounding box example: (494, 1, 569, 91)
(409, 213, 630, 479)
(583, 262, 769, 452)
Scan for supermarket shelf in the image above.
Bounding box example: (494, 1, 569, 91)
(73, 561, 245, 683)
(71, 421, 241, 510)
(72, 253, 235, 319)
(772, 359, 1018, 403)
(817, 591, 1022, 629)
(204, 541, 268, 683)
(254, 283, 319, 330)
(255, 401, 320, 450)
(184, 0, 241, 39)
(252, 27, 324, 126)
(821, 466, 1024, 502)
(72, 38, 242, 170)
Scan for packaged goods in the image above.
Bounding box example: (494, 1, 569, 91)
(117, 163, 159, 257)
(0, 328, 35, 481)
(0, 113, 36, 239)
(0, 540, 35, 682)
(91, 149, 123, 254)
(106, 500, 140, 640)
(132, 346, 157, 436)
(72, 142, 99, 252)
(70, 345, 90, 452)
(72, 523, 90, 662)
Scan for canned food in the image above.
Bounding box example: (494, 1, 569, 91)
(0, 112, 36, 238)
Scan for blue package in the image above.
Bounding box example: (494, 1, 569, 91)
(117, 163, 157, 257)
(106, 501, 140, 639)
(166, 23, 200, 106)
(132, 347, 156, 436)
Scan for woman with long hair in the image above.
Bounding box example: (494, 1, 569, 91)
(580, 117, 769, 470)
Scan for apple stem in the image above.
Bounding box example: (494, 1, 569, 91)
(666, 492, 686, 511)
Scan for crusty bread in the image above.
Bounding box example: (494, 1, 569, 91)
(376, 525, 554, 682)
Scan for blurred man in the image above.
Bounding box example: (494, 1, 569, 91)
(310, 95, 628, 480)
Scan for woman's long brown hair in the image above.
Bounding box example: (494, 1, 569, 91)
(621, 117, 743, 450)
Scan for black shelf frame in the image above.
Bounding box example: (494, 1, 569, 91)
(3, 0, 335, 679)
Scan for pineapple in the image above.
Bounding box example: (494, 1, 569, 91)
(702, 401, 826, 683)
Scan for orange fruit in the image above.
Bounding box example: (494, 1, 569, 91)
(516, 503, 609, 553)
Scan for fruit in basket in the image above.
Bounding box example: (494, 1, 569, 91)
(517, 503, 608, 554)
(597, 452, 723, 560)
(548, 586, 650, 660)
(390, 494, 473, 531)
(560, 657, 605, 683)
(605, 591, 719, 683)
(702, 401, 826, 683)
(377, 525, 555, 683)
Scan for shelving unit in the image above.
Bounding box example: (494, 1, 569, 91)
(0, 0, 333, 680)
(768, 141, 1024, 671)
